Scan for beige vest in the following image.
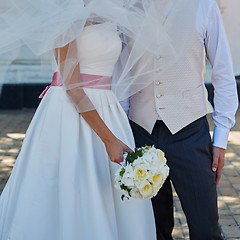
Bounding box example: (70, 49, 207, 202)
(129, 41, 213, 134)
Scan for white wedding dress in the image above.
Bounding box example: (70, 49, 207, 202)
(0, 22, 156, 240)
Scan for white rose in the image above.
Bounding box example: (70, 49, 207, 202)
(138, 180, 154, 199)
(148, 173, 165, 187)
(148, 164, 159, 174)
(124, 164, 134, 178)
(156, 149, 165, 159)
(133, 163, 152, 181)
(133, 167, 147, 179)
(153, 182, 164, 197)
(130, 188, 142, 199)
(121, 176, 134, 187)
(144, 153, 155, 164)
(160, 165, 170, 179)
(133, 157, 147, 167)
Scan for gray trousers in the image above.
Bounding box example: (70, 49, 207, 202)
(130, 116, 223, 240)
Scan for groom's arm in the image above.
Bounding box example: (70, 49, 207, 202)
(205, 2, 239, 184)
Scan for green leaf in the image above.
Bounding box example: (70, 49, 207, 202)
(144, 145, 151, 151)
(121, 194, 130, 201)
(119, 167, 125, 177)
(125, 147, 145, 164)
(120, 184, 131, 194)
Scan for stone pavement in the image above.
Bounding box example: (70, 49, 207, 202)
(0, 109, 240, 239)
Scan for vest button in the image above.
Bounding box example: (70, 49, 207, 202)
(155, 55, 162, 60)
(155, 81, 162, 86)
(156, 94, 164, 98)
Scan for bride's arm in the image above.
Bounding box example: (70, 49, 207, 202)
(81, 110, 133, 164)
(55, 43, 132, 164)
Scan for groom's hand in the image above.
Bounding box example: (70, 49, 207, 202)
(212, 146, 226, 185)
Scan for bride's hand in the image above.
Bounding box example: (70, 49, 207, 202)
(80, 110, 133, 164)
(104, 137, 133, 165)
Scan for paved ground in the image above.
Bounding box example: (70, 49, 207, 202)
(0, 108, 240, 239)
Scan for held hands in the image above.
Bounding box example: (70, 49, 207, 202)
(212, 146, 226, 185)
(104, 137, 133, 165)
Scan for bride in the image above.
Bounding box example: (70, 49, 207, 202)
(0, 0, 199, 239)
(0, 22, 156, 239)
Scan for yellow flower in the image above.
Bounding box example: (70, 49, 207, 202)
(139, 181, 154, 199)
(148, 173, 164, 187)
(134, 167, 147, 179)
(153, 174, 162, 183)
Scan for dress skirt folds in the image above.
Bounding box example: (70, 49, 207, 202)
(0, 86, 156, 240)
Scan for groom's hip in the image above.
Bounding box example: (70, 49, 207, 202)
(129, 115, 214, 185)
(129, 115, 212, 151)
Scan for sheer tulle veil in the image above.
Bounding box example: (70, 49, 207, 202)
(0, 0, 200, 111)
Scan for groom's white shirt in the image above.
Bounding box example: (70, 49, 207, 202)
(121, 0, 238, 149)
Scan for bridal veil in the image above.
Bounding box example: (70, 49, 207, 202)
(0, 0, 200, 111)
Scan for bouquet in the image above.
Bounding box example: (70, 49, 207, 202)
(115, 146, 169, 200)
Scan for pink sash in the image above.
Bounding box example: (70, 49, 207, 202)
(39, 72, 112, 98)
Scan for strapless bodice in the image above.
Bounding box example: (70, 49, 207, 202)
(39, 22, 121, 98)
(76, 22, 122, 77)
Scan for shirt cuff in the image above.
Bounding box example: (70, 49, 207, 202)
(212, 126, 230, 149)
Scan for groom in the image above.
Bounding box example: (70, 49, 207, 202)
(121, 0, 238, 239)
